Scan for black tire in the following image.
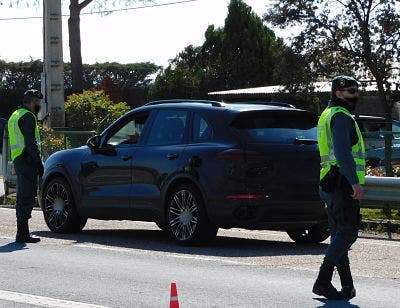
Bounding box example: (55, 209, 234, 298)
(166, 184, 218, 246)
(287, 223, 330, 244)
(42, 177, 87, 233)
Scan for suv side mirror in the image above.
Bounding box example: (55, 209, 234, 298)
(87, 135, 101, 149)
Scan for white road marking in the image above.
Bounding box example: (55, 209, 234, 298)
(0, 290, 109, 308)
(75, 243, 257, 265)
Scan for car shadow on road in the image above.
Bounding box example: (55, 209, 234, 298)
(33, 228, 328, 258)
(0, 242, 27, 253)
(314, 298, 359, 307)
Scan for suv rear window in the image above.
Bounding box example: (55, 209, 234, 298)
(231, 110, 317, 143)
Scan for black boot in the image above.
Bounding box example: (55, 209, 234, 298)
(337, 263, 356, 299)
(313, 261, 345, 300)
(16, 220, 40, 243)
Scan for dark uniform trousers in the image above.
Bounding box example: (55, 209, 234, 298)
(319, 175, 362, 268)
(14, 155, 38, 221)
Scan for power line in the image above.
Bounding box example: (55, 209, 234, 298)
(0, 0, 200, 21)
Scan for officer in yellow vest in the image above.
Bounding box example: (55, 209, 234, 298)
(313, 76, 365, 300)
(8, 89, 44, 243)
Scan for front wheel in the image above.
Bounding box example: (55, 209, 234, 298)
(166, 184, 218, 246)
(286, 223, 329, 244)
(42, 177, 87, 233)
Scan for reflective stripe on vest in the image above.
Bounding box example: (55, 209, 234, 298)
(8, 108, 41, 161)
(317, 106, 366, 184)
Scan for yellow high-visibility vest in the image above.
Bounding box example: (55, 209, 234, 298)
(8, 108, 41, 161)
(317, 106, 365, 184)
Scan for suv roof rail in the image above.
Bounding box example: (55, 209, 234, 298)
(226, 101, 296, 108)
(144, 99, 224, 107)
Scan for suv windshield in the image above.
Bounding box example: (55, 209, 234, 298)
(231, 110, 317, 143)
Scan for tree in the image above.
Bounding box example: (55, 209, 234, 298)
(220, 0, 279, 89)
(2, 0, 150, 93)
(63, 61, 160, 90)
(82, 62, 160, 89)
(66, 0, 149, 92)
(0, 59, 42, 90)
(150, 0, 284, 99)
(265, 0, 400, 175)
(0, 59, 159, 91)
(65, 90, 130, 131)
(94, 75, 124, 103)
(149, 45, 206, 99)
(0, 59, 158, 116)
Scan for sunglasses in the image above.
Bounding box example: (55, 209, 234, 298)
(343, 87, 359, 94)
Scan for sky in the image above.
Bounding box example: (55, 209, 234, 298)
(0, 0, 277, 68)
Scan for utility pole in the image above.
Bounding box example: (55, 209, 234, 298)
(41, 0, 65, 128)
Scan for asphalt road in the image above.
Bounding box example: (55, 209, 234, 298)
(0, 208, 399, 307)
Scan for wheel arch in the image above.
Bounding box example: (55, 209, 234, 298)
(160, 174, 209, 222)
(40, 166, 80, 213)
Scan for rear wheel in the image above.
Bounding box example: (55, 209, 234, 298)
(286, 223, 329, 244)
(166, 184, 218, 245)
(42, 177, 86, 233)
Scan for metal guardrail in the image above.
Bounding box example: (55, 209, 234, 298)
(362, 176, 400, 238)
(364, 176, 400, 206)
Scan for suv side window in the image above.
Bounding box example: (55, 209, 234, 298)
(193, 113, 213, 142)
(146, 110, 188, 146)
(107, 112, 150, 146)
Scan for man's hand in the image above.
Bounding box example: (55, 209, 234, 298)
(351, 184, 364, 200)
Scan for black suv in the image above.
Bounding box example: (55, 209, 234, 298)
(40, 100, 328, 245)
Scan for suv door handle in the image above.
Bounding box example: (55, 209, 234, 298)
(167, 153, 179, 160)
(121, 155, 133, 161)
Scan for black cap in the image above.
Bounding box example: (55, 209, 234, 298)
(331, 76, 359, 92)
(24, 89, 43, 100)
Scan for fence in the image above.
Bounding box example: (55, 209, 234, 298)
(56, 130, 97, 149)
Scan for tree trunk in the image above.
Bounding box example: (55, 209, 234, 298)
(68, 2, 84, 93)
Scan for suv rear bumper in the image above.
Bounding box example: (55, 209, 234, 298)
(207, 198, 327, 229)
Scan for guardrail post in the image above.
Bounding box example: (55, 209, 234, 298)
(386, 204, 392, 239)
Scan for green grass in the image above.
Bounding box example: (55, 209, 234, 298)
(361, 208, 400, 220)
(1, 193, 16, 206)
(361, 208, 400, 234)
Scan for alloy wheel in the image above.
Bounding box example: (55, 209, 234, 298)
(168, 189, 199, 241)
(44, 182, 70, 229)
